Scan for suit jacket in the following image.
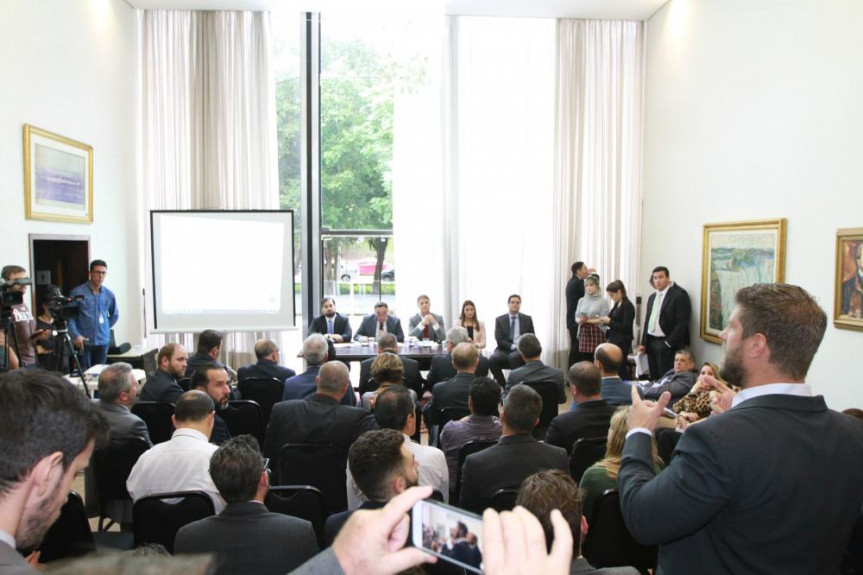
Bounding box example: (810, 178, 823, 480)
(426, 353, 490, 392)
(429, 372, 475, 425)
(408, 312, 446, 342)
(288, 548, 342, 575)
(504, 360, 566, 403)
(640, 283, 691, 350)
(571, 557, 639, 574)
(264, 394, 378, 462)
(545, 400, 618, 454)
(566, 277, 585, 330)
(185, 352, 225, 378)
(606, 300, 636, 353)
(640, 369, 696, 403)
(282, 366, 356, 406)
(494, 313, 536, 352)
(619, 394, 863, 575)
(454, 319, 487, 349)
(600, 376, 632, 406)
(459, 434, 568, 513)
(0, 541, 33, 575)
(358, 355, 424, 397)
(309, 313, 353, 341)
(140, 368, 184, 404)
(238, 359, 296, 383)
(94, 400, 152, 445)
(324, 500, 385, 546)
(354, 315, 405, 342)
(175, 501, 318, 575)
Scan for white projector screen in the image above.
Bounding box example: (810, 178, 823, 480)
(150, 210, 295, 333)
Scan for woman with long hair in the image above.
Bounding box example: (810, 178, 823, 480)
(361, 352, 417, 409)
(455, 299, 486, 349)
(601, 279, 636, 380)
(673, 361, 726, 424)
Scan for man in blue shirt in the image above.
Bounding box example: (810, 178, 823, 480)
(68, 259, 119, 370)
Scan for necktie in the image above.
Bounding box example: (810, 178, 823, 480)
(423, 324, 429, 339)
(379, 322, 385, 332)
(649, 292, 664, 332)
(327, 319, 333, 334)
(510, 316, 516, 338)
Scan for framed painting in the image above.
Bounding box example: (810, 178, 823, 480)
(24, 124, 93, 223)
(834, 228, 863, 331)
(700, 219, 787, 343)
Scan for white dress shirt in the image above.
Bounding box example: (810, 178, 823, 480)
(647, 282, 673, 338)
(126, 427, 225, 513)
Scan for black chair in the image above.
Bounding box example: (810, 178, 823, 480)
(221, 400, 265, 448)
(131, 401, 175, 444)
(279, 443, 347, 514)
(655, 428, 682, 466)
(132, 490, 215, 553)
(521, 380, 560, 439)
(583, 489, 657, 571)
(430, 489, 445, 502)
(265, 485, 327, 547)
(238, 377, 284, 428)
(488, 488, 519, 512)
(177, 377, 192, 391)
(91, 437, 151, 531)
(454, 440, 498, 501)
(569, 437, 607, 482)
(411, 404, 423, 444)
(38, 491, 96, 563)
(432, 407, 471, 447)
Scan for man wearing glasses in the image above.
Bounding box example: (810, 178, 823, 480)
(68, 259, 119, 370)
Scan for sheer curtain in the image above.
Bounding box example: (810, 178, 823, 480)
(139, 10, 290, 370)
(551, 19, 645, 368)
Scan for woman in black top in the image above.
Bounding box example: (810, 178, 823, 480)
(601, 279, 635, 380)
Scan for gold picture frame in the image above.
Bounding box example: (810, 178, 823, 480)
(834, 228, 863, 331)
(700, 219, 787, 343)
(24, 124, 93, 223)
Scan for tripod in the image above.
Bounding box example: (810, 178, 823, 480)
(0, 314, 21, 373)
(52, 321, 90, 397)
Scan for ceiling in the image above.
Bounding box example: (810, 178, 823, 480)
(127, 0, 670, 21)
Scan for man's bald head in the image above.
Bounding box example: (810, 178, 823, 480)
(316, 361, 350, 398)
(452, 342, 479, 373)
(594, 343, 623, 375)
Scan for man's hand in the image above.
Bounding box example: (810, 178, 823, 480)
(332, 335, 344, 343)
(73, 335, 86, 349)
(482, 506, 572, 575)
(331, 485, 436, 575)
(627, 384, 672, 432)
(701, 375, 735, 415)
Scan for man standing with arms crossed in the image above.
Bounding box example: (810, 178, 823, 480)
(68, 259, 118, 370)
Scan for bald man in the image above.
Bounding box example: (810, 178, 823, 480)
(595, 343, 632, 406)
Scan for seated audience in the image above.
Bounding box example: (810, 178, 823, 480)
(140, 343, 188, 403)
(426, 327, 490, 392)
(127, 390, 225, 513)
(439, 377, 503, 494)
(308, 297, 352, 343)
(545, 362, 618, 454)
(504, 333, 566, 404)
(185, 329, 229, 378)
(454, 299, 486, 349)
(326, 429, 419, 545)
(358, 333, 425, 397)
(284, 333, 356, 406)
(349, 386, 448, 508)
(517, 470, 639, 575)
(594, 343, 632, 406)
(426, 342, 479, 443)
(175, 436, 318, 574)
(637, 348, 698, 404)
(237, 338, 296, 382)
(579, 407, 662, 521)
(354, 301, 405, 342)
(672, 362, 724, 424)
(489, 294, 536, 386)
(191, 363, 233, 445)
(360, 352, 417, 410)
(459, 384, 568, 513)
(408, 294, 446, 342)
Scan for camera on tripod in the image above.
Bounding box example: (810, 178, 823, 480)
(44, 286, 83, 325)
(0, 277, 29, 314)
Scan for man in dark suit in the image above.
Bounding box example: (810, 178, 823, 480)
(140, 342, 188, 403)
(354, 301, 404, 342)
(426, 342, 479, 434)
(175, 435, 318, 575)
(504, 334, 566, 404)
(264, 361, 377, 464)
(426, 327, 490, 393)
(308, 297, 353, 342)
(460, 384, 568, 513)
(237, 338, 296, 382)
(283, 334, 355, 406)
(546, 362, 617, 454)
(594, 343, 632, 406)
(565, 261, 589, 368)
(191, 363, 233, 445)
(358, 333, 424, 397)
(185, 329, 231, 378)
(619, 283, 863, 574)
(636, 267, 691, 380)
(489, 294, 536, 386)
(637, 348, 697, 404)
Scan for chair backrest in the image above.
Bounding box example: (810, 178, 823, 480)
(521, 380, 560, 430)
(177, 377, 192, 392)
(411, 404, 422, 443)
(582, 489, 657, 571)
(132, 490, 215, 553)
(92, 437, 151, 515)
(38, 491, 96, 563)
(238, 377, 284, 427)
(488, 488, 520, 512)
(569, 436, 607, 481)
(221, 400, 265, 449)
(455, 440, 498, 500)
(130, 401, 175, 445)
(279, 443, 347, 514)
(654, 427, 682, 466)
(265, 485, 327, 547)
(439, 407, 471, 428)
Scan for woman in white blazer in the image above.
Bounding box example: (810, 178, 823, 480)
(454, 299, 486, 349)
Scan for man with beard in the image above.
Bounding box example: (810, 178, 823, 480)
(192, 363, 232, 445)
(619, 283, 863, 574)
(0, 369, 108, 573)
(140, 343, 188, 403)
(309, 297, 352, 343)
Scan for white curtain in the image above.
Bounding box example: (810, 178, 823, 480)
(551, 19, 645, 368)
(139, 10, 289, 371)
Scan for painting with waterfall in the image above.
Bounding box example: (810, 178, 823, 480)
(700, 219, 787, 343)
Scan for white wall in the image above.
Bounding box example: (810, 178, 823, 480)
(0, 0, 141, 345)
(642, 0, 863, 409)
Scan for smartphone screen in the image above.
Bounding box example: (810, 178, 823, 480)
(412, 499, 484, 573)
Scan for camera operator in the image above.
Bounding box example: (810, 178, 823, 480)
(68, 259, 119, 370)
(1, 265, 38, 367)
(34, 287, 61, 370)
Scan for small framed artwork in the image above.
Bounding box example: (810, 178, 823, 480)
(24, 124, 93, 223)
(834, 228, 863, 331)
(700, 219, 787, 343)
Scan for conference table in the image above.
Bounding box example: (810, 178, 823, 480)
(300, 341, 446, 371)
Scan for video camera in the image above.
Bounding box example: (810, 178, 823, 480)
(0, 276, 30, 314)
(45, 286, 83, 323)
